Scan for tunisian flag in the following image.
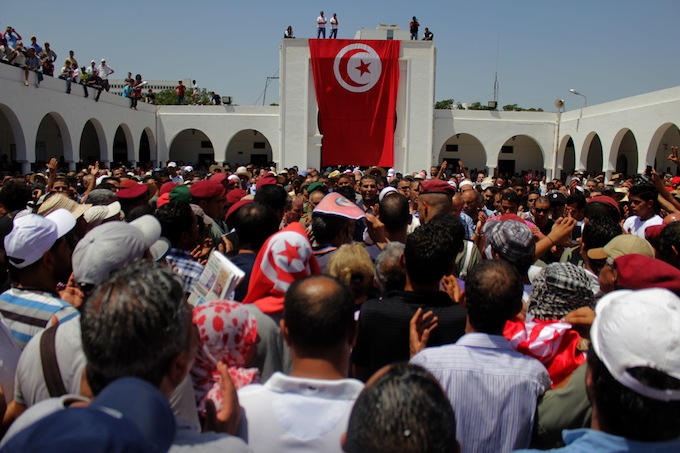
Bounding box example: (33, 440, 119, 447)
(310, 39, 400, 167)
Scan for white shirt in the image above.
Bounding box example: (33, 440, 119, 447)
(97, 63, 114, 80)
(317, 16, 327, 26)
(330, 17, 338, 29)
(622, 214, 662, 238)
(237, 372, 363, 453)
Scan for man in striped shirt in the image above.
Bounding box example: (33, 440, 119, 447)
(0, 209, 79, 349)
(411, 260, 550, 453)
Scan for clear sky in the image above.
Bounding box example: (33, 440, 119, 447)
(3, 0, 679, 111)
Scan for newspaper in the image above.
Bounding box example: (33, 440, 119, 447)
(187, 251, 245, 307)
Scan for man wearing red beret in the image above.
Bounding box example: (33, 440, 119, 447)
(417, 179, 455, 223)
(190, 180, 227, 246)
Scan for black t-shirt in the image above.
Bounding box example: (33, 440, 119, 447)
(230, 252, 257, 302)
(352, 290, 467, 377)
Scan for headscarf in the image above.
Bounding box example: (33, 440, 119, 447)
(527, 262, 595, 320)
(505, 263, 595, 387)
(242, 222, 321, 315)
(191, 301, 259, 413)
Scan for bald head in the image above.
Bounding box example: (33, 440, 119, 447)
(462, 189, 481, 218)
(664, 212, 680, 226)
(283, 275, 354, 356)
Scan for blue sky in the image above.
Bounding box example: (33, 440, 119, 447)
(4, 0, 679, 111)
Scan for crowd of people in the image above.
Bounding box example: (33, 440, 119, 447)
(0, 25, 120, 101)
(0, 150, 679, 451)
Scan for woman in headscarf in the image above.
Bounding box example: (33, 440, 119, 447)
(191, 301, 259, 416)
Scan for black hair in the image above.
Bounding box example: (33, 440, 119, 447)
(588, 348, 680, 442)
(235, 202, 279, 251)
(81, 261, 192, 395)
(566, 191, 587, 210)
(154, 200, 194, 247)
(283, 275, 354, 356)
(336, 186, 357, 202)
(465, 260, 523, 334)
(584, 199, 621, 223)
(0, 179, 32, 212)
(253, 184, 288, 218)
(659, 221, 680, 266)
(500, 188, 519, 206)
(126, 204, 155, 222)
(629, 183, 660, 212)
(405, 214, 462, 286)
(345, 363, 457, 453)
(312, 213, 350, 245)
(379, 194, 410, 234)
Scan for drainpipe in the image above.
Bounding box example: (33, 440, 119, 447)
(552, 111, 561, 180)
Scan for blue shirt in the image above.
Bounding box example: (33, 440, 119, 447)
(411, 332, 551, 453)
(514, 428, 680, 453)
(165, 248, 204, 295)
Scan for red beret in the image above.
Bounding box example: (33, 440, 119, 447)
(210, 173, 228, 185)
(120, 179, 139, 190)
(420, 179, 455, 196)
(226, 188, 247, 205)
(671, 176, 680, 186)
(257, 176, 277, 189)
(588, 195, 620, 216)
(615, 254, 680, 295)
(226, 198, 252, 223)
(159, 182, 177, 196)
(190, 180, 226, 199)
(156, 192, 170, 208)
(645, 224, 665, 242)
(117, 184, 148, 200)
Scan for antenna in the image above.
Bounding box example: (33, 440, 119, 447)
(493, 34, 500, 107)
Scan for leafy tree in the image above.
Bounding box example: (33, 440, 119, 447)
(155, 89, 179, 105)
(434, 99, 455, 109)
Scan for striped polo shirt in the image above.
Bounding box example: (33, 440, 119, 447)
(0, 288, 79, 350)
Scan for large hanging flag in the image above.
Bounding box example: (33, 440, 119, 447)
(309, 39, 400, 167)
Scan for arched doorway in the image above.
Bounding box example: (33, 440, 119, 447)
(586, 134, 603, 176)
(613, 130, 638, 176)
(112, 126, 131, 166)
(169, 129, 214, 166)
(225, 129, 273, 167)
(438, 133, 486, 175)
(650, 123, 680, 174)
(139, 127, 156, 170)
(496, 135, 544, 178)
(35, 113, 67, 171)
(80, 120, 102, 165)
(0, 105, 21, 172)
(562, 137, 575, 179)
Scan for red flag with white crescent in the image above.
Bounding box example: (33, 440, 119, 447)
(310, 39, 400, 167)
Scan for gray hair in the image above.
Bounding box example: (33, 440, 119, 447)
(81, 260, 192, 395)
(86, 188, 118, 206)
(375, 242, 406, 296)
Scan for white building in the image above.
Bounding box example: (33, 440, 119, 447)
(0, 28, 678, 179)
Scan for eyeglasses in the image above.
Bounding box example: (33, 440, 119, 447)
(534, 208, 549, 214)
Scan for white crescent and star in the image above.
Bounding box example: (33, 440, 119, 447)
(333, 43, 383, 93)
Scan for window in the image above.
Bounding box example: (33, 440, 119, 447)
(501, 146, 513, 154)
(254, 142, 266, 149)
(201, 141, 212, 149)
(446, 144, 458, 152)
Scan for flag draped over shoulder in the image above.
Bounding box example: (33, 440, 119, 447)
(309, 39, 400, 167)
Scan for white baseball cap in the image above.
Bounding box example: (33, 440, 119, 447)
(5, 209, 76, 269)
(592, 288, 680, 402)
